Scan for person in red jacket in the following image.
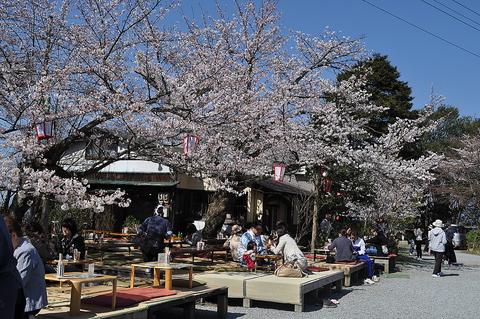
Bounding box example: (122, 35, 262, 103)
(242, 241, 257, 271)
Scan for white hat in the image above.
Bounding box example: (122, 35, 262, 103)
(154, 204, 164, 216)
(432, 219, 444, 228)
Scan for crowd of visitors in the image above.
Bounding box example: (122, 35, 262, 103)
(0, 204, 463, 319)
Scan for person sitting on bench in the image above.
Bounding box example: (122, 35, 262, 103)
(365, 228, 388, 256)
(268, 223, 308, 271)
(328, 229, 355, 262)
(351, 231, 379, 284)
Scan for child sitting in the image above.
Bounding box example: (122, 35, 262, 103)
(242, 241, 257, 271)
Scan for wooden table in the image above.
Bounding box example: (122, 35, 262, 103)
(255, 254, 283, 269)
(85, 240, 136, 261)
(45, 272, 117, 316)
(312, 248, 335, 261)
(45, 260, 96, 286)
(130, 262, 193, 290)
(171, 246, 230, 263)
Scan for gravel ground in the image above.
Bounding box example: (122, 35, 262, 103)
(185, 250, 480, 319)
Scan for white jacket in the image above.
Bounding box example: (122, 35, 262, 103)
(428, 227, 447, 252)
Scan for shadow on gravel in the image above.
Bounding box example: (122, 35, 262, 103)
(160, 305, 245, 319)
(330, 288, 354, 300)
(440, 273, 460, 277)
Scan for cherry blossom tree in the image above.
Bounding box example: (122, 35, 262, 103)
(0, 0, 178, 222)
(0, 0, 441, 241)
(434, 132, 480, 212)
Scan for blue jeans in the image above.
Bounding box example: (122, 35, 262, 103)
(357, 254, 374, 278)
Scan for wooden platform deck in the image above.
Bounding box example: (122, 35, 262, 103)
(38, 284, 228, 319)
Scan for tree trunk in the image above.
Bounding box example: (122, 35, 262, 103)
(202, 191, 233, 238)
(9, 194, 31, 222)
(310, 198, 319, 253)
(310, 169, 321, 253)
(39, 197, 50, 234)
(1, 190, 12, 215)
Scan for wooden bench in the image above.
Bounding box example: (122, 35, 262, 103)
(174, 285, 228, 319)
(244, 270, 344, 312)
(373, 255, 396, 274)
(39, 286, 228, 319)
(313, 262, 366, 287)
(194, 272, 268, 299)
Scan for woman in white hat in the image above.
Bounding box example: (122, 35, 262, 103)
(428, 219, 447, 277)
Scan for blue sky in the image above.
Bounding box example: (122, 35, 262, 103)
(169, 0, 480, 117)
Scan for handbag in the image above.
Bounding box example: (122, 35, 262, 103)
(326, 255, 336, 264)
(274, 262, 303, 278)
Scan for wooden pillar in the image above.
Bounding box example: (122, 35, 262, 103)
(310, 169, 321, 253)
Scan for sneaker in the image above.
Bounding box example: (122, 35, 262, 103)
(364, 278, 375, 285)
(432, 273, 441, 278)
(372, 275, 380, 282)
(322, 299, 338, 308)
(437, 272, 444, 276)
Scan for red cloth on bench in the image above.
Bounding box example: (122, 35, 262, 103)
(84, 288, 177, 308)
(307, 266, 330, 272)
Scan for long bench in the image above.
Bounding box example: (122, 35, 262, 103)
(195, 272, 268, 299)
(196, 270, 343, 312)
(313, 262, 366, 287)
(244, 270, 343, 312)
(38, 285, 228, 319)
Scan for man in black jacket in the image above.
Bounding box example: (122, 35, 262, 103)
(0, 217, 25, 319)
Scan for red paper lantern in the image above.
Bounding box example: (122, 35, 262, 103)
(323, 177, 333, 193)
(273, 163, 287, 182)
(183, 134, 199, 156)
(34, 121, 54, 140)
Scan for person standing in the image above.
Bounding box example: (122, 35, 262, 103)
(444, 223, 457, 265)
(0, 217, 25, 319)
(4, 216, 48, 318)
(429, 220, 447, 277)
(414, 227, 423, 259)
(138, 205, 173, 262)
(319, 214, 333, 243)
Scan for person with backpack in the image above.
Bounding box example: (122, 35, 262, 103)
(137, 205, 172, 262)
(429, 219, 447, 277)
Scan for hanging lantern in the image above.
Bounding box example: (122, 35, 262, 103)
(323, 177, 333, 193)
(183, 134, 199, 156)
(34, 121, 54, 140)
(273, 162, 287, 182)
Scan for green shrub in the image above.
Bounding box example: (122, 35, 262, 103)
(466, 230, 480, 251)
(123, 215, 140, 230)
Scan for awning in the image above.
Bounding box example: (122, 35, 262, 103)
(89, 179, 178, 187)
(255, 180, 311, 195)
